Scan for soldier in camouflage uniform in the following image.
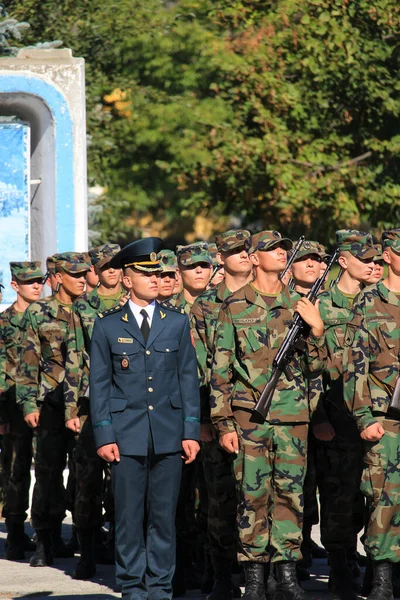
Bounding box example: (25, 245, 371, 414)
(290, 242, 326, 578)
(365, 244, 385, 286)
(210, 230, 327, 600)
(165, 242, 213, 596)
(157, 250, 178, 301)
(343, 229, 400, 600)
(0, 262, 44, 560)
(314, 231, 377, 600)
(64, 244, 123, 579)
(190, 230, 252, 600)
(16, 252, 90, 567)
(85, 247, 101, 293)
(169, 242, 213, 314)
(207, 242, 225, 289)
(43, 255, 58, 294)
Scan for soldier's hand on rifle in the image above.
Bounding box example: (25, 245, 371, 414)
(295, 298, 324, 337)
(313, 421, 335, 441)
(360, 422, 385, 442)
(24, 411, 40, 428)
(220, 431, 239, 454)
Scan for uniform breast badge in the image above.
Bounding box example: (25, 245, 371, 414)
(121, 354, 130, 370)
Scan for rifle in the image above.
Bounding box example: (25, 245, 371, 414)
(250, 248, 339, 424)
(329, 266, 343, 289)
(279, 236, 305, 282)
(42, 270, 50, 284)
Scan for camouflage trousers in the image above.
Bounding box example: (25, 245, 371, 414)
(1, 401, 33, 521)
(315, 433, 364, 552)
(199, 439, 238, 563)
(361, 418, 400, 562)
(73, 410, 109, 529)
(233, 409, 308, 563)
(31, 401, 74, 530)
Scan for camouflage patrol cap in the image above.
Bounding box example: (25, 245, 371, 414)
(89, 243, 121, 269)
(207, 243, 219, 267)
(373, 244, 383, 262)
(245, 230, 293, 254)
(293, 240, 324, 261)
(382, 229, 400, 253)
(158, 249, 178, 273)
(54, 252, 91, 274)
(10, 261, 44, 282)
(336, 230, 377, 259)
(176, 242, 213, 267)
(215, 229, 251, 253)
(46, 255, 57, 274)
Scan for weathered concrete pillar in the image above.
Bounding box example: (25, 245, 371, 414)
(0, 48, 87, 306)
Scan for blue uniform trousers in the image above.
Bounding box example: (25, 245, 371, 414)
(112, 447, 182, 600)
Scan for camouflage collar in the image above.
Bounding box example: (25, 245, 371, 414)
(171, 290, 187, 309)
(87, 288, 103, 310)
(376, 280, 400, 307)
(216, 280, 230, 302)
(46, 295, 72, 322)
(329, 283, 355, 309)
(7, 303, 24, 326)
(243, 282, 293, 311)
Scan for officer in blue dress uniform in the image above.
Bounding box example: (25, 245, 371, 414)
(89, 238, 201, 600)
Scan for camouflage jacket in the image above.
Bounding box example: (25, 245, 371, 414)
(343, 281, 400, 432)
(16, 296, 72, 416)
(64, 287, 125, 420)
(312, 284, 356, 424)
(0, 305, 25, 424)
(168, 290, 191, 315)
(210, 283, 327, 435)
(190, 281, 231, 422)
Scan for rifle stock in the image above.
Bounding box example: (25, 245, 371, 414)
(251, 248, 339, 424)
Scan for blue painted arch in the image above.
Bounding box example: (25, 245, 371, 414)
(0, 72, 75, 251)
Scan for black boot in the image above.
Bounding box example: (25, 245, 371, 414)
(274, 562, 304, 600)
(328, 551, 357, 600)
(72, 528, 96, 580)
(367, 561, 394, 600)
(242, 562, 265, 600)
(30, 529, 53, 567)
(207, 557, 235, 600)
(264, 563, 276, 600)
(5, 518, 25, 560)
(65, 524, 79, 554)
(53, 522, 75, 558)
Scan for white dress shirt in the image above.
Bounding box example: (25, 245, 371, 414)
(128, 299, 156, 329)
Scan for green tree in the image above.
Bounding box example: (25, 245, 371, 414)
(8, 0, 400, 245)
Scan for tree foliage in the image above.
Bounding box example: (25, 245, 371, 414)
(7, 0, 400, 245)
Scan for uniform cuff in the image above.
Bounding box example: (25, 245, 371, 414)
(65, 405, 79, 422)
(214, 419, 236, 437)
(22, 401, 40, 417)
(308, 332, 325, 348)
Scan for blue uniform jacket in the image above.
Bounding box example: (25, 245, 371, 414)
(89, 301, 200, 456)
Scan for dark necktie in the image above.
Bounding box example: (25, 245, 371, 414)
(140, 309, 150, 343)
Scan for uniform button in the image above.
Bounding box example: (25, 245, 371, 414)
(166, 348, 170, 352)
(149, 405, 154, 410)
(148, 376, 153, 381)
(146, 350, 151, 355)
(148, 387, 153, 393)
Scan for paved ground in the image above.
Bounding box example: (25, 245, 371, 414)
(0, 471, 396, 600)
(0, 516, 355, 600)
